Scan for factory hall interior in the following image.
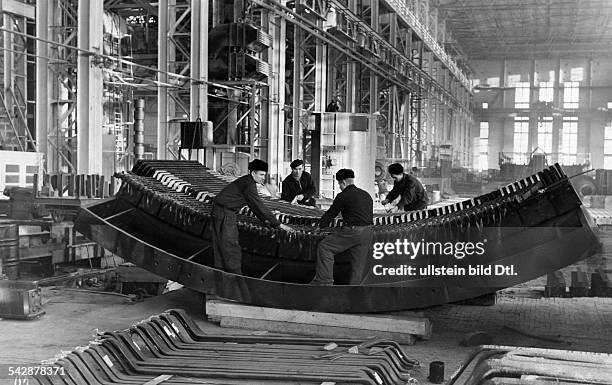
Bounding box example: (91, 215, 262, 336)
(2, 0, 612, 383)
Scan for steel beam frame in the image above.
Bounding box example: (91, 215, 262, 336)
(158, 0, 191, 160)
(0, 7, 34, 152)
(36, 0, 78, 174)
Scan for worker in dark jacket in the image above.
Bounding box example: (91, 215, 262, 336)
(212, 159, 295, 274)
(281, 159, 317, 207)
(310, 169, 373, 286)
(381, 163, 428, 211)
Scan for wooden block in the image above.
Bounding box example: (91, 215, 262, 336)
(370, 310, 426, 319)
(206, 299, 432, 338)
(218, 316, 417, 345)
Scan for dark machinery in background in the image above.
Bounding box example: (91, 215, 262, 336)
(208, 21, 271, 148)
(208, 22, 271, 81)
(498, 152, 600, 198)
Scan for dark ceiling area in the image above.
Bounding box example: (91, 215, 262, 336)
(437, 0, 612, 60)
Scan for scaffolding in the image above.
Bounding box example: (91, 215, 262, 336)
(0, 4, 35, 152)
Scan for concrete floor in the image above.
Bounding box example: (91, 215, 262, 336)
(1, 285, 612, 384)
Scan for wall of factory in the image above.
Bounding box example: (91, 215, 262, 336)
(469, 57, 612, 171)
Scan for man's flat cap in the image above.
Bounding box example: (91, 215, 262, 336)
(335, 168, 355, 180)
(388, 163, 403, 175)
(248, 159, 269, 172)
(290, 159, 304, 169)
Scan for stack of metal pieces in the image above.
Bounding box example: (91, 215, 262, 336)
(34, 309, 419, 384)
(449, 345, 612, 384)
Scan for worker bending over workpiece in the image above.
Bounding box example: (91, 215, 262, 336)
(212, 159, 295, 274)
(381, 163, 428, 211)
(310, 169, 373, 286)
(281, 159, 317, 207)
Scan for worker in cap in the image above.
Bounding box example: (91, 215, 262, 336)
(381, 163, 428, 211)
(310, 169, 373, 286)
(281, 159, 317, 207)
(211, 159, 295, 274)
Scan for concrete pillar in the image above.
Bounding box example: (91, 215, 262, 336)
(76, 0, 103, 174)
(267, 11, 286, 180)
(190, 0, 208, 163)
(35, 0, 49, 159)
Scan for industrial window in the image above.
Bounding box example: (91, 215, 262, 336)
(284, 132, 293, 162)
(482, 102, 488, 109)
(607, 101, 612, 109)
(507, 74, 521, 87)
(570, 67, 584, 82)
(513, 117, 529, 164)
(479, 122, 489, 171)
(539, 82, 554, 103)
(514, 82, 530, 109)
(487, 77, 500, 88)
(563, 82, 579, 109)
(560, 117, 578, 165)
(537, 117, 553, 155)
(605, 124, 612, 169)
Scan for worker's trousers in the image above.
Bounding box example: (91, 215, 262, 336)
(402, 200, 427, 211)
(211, 204, 243, 275)
(312, 226, 373, 285)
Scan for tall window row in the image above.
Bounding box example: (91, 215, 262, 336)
(560, 117, 578, 165)
(536, 118, 553, 154)
(513, 117, 529, 164)
(510, 117, 579, 166)
(478, 122, 489, 171)
(605, 123, 612, 169)
(513, 82, 580, 108)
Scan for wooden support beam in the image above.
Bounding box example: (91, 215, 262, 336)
(206, 299, 432, 340)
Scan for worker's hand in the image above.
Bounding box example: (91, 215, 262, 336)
(295, 194, 305, 201)
(280, 224, 296, 233)
(381, 199, 389, 205)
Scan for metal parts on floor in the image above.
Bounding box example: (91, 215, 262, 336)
(34, 308, 419, 384)
(449, 345, 612, 384)
(0, 279, 44, 319)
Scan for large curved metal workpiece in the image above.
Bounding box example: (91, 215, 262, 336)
(74, 161, 599, 313)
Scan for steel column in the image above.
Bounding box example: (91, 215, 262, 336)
(35, 0, 49, 160)
(76, 0, 103, 174)
(267, 11, 286, 179)
(189, 0, 207, 163)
